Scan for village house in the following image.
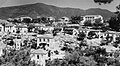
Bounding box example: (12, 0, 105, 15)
(14, 39, 23, 50)
(0, 24, 4, 32)
(53, 27, 63, 33)
(54, 17, 70, 27)
(86, 29, 103, 38)
(5, 23, 16, 33)
(102, 31, 120, 43)
(37, 34, 55, 49)
(63, 24, 80, 36)
(78, 28, 103, 39)
(30, 49, 48, 66)
(62, 27, 78, 36)
(15, 24, 28, 34)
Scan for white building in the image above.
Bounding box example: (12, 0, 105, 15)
(34, 23, 45, 29)
(5, 23, 16, 33)
(102, 31, 120, 43)
(15, 24, 28, 34)
(37, 34, 54, 47)
(0, 24, 4, 32)
(14, 39, 23, 50)
(30, 49, 48, 66)
(81, 15, 103, 25)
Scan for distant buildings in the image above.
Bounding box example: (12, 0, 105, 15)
(1, 14, 120, 66)
(81, 15, 103, 25)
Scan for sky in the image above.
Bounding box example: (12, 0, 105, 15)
(0, 0, 119, 12)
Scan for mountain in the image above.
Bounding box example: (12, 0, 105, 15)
(0, 3, 114, 20)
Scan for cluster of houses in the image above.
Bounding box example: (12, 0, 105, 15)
(0, 15, 119, 66)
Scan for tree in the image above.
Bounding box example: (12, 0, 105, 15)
(30, 39, 37, 49)
(41, 17, 47, 23)
(46, 51, 97, 66)
(0, 48, 39, 66)
(22, 18, 32, 23)
(64, 51, 97, 66)
(71, 16, 83, 24)
(77, 31, 86, 41)
(108, 16, 120, 31)
(94, 18, 103, 26)
(84, 20, 92, 26)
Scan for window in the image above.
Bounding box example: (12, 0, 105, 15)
(0, 27, 2, 31)
(39, 39, 41, 42)
(24, 31, 26, 33)
(43, 39, 45, 41)
(13, 30, 15, 32)
(17, 44, 19, 46)
(37, 55, 39, 59)
(48, 39, 49, 42)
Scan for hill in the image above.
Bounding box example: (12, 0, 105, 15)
(0, 3, 114, 20)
